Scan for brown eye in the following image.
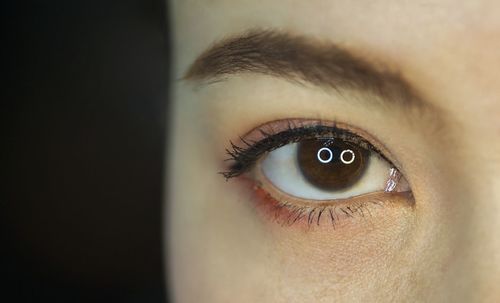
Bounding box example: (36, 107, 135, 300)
(258, 125, 404, 201)
(297, 139, 369, 191)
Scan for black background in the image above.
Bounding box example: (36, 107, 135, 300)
(2, 1, 169, 302)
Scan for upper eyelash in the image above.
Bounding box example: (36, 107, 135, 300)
(222, 123, 389, 179)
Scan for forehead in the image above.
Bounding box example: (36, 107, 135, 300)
(172, 0, 500, 128)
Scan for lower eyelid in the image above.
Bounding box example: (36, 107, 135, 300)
(237, 174, 414, 231)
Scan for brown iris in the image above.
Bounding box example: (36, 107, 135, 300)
(297, 138, 369, 191)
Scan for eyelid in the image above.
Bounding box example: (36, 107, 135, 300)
(241, 173, 413, 230)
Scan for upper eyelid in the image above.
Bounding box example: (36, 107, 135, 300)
(183, 29, 446, 142)
(222, 119, 396, 179)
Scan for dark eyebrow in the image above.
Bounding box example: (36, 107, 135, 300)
(184, 29, 426, 109)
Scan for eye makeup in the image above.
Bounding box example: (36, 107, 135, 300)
(223, 119, 397, 178)
(222, 119, 413, 228)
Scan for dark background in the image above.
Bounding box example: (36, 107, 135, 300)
(2, 1, 169, 302)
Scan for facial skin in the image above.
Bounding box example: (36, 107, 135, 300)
(167, 1, 500, 302)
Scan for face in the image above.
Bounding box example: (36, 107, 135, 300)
(166, 1, 500, 302)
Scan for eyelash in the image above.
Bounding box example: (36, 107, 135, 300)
(253, 184, 387, 228)
(222, 121, 390, 179)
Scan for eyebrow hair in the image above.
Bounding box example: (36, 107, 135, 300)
(184, 29, 425, 108)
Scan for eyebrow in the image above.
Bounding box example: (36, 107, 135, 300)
(184, 29, 425, 109)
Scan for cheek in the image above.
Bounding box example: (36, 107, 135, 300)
(264, 207, 417, 298)
(231, 176, 417, 289)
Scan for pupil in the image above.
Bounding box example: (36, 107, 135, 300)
(297, 138, 369, 191)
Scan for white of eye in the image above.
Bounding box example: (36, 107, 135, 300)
(260, 143, 392, 201)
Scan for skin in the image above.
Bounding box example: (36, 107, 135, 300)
(167, 1, 500, 302)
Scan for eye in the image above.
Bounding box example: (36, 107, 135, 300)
(222, 119, 411, 226)
(260, 138, 399, 200)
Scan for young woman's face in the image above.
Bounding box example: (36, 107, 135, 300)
(167, 1, 500, 302)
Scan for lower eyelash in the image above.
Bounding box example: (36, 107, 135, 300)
(252, 183, 387, 228)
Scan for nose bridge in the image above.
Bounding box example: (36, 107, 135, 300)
(457, 180, 500, 301)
